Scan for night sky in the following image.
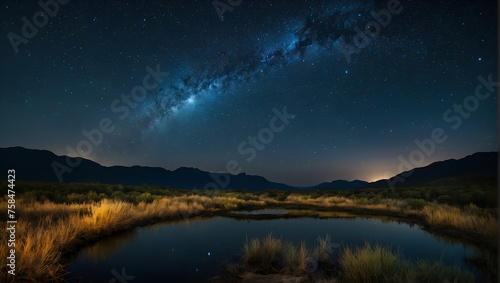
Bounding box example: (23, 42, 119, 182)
(1, 0, 498, 186)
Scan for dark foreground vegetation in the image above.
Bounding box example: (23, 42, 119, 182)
(0, 177, 496, 282)
(6, 177, 497, 208)
(211, 233, 475, 283)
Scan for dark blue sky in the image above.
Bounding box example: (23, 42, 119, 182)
(1, 0, 498, 186)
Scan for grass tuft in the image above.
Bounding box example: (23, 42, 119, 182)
(1, 183, 495, 282)
(339, 242, 475, 283)
(340, 242, 402, 282)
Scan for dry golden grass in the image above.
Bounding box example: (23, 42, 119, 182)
(238, 235, 475, 282)
(0, 195, 264, 282)
(242, 233, 331, 275)
(242, 232, 290, 267)
(340, 242, 402, 282)
(340, 242, 475, 283)
(243, 237, 265, 265)
(283, 195, 498, 238)
(423, 203, 498, 237)
(0, 192, 496, 282)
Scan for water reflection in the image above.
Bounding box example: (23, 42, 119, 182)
(83, 230, 137, 262)
(66, 209, 493, 282)
(81, 210, 479, 261)
(233, 209, 288, 215)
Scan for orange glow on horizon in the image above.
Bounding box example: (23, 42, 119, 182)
(367, 172, 393, 182)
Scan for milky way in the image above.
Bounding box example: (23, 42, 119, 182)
(136, 1, 383, 133)
(1, 0, 497, 186)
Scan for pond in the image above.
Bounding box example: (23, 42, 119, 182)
(232, 208, 288, 215)
(65, 210, 489, 282)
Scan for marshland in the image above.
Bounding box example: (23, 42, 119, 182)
(0, 178, 497, 282)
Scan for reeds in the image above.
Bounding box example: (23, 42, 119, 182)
(282, 195, 498, 238)
(238, 236, 475, 282)
(0, 191, 495, 282)
(422, 203, 498, 237)
(242, 233, 331, 273)
(340, 242, 403, 282)
(0, 195, 264, 282)
(339, 242, 475, 283)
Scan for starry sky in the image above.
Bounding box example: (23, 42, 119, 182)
(0, 0, 498, 186)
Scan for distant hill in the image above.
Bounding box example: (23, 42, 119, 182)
(308, 180, 369, 190)
(0, 147, 297, 191)
(304, 152, 497, 190)
(0, 147, 497, 191)
(367, 152, 498, 189)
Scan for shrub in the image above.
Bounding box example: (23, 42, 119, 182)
(340, 242, 474, 283)
(137, 192, 155, 203)
(406, 198, 427, 210)
(436, 195, 452, 205)
(67, 193, 86, 203)
(87, 191, 100, 202)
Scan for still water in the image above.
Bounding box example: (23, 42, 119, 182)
(66, 210, 485, 282)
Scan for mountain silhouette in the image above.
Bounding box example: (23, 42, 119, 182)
(0, 147, 497, 190)
(307, 180, 369, 190)
(0, 147, 296, 191)
(367, 151, 498, 189)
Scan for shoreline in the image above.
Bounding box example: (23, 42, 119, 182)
(218, 204, 498, 250)
(1, 198, 497, 282)
(61, 204, 496, 278)
(64, 203, 497, 262)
